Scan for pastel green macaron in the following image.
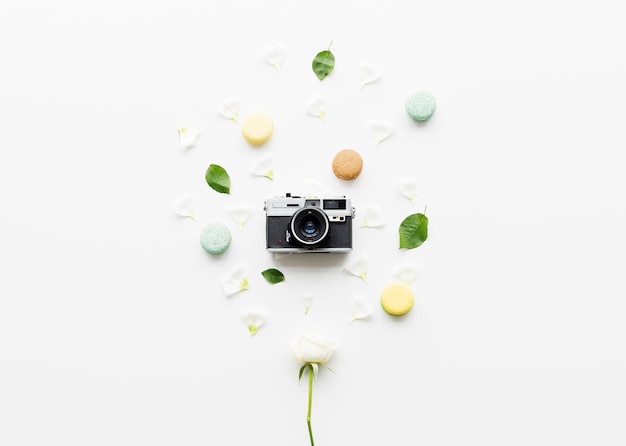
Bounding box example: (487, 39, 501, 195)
(200, 223, 232, 254)
(405, 91, 436, 122)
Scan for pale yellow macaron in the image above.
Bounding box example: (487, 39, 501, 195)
(380, 282, 414, 315)
(241, 112, 274, 145)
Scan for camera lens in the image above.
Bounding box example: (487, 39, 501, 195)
(302, 218, 318, 235)
(290, 207, 329, 246)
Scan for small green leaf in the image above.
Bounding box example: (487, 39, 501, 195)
(205, 164, 230, 194)
(399, 213, 429, 249)
(298, 364, 307, 382)
(261, 268, 285, 284)
(312, 50, 335, 80)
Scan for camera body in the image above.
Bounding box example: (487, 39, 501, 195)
(265, 193, 355, 253)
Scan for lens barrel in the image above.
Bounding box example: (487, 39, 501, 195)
(290, 207, 330, 246)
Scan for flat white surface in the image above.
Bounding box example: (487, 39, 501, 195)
(1, 1, 625, 444)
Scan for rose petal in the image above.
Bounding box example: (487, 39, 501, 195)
(177, 127, 201, 150)
(369, 120, 394, 147)
(344, 255, 367, 282)
(394, 264, 419, 284)
(307, 96, 327, 121)
(289, 334, 339, 365)
(227, 204, 251, 231)
(264, 43, 286, 70)
(303, 294, 313, 315)
(304, 180, 329, 199)
(217, 97, 240, 122)
(250, 154, 274, 180)
(359, 64, 382, 87)
(360, 206, 386, 228)
(240, 308, 268, 336)
(221, 265, 249, 296)
(172, 194, 196, 220)
(398, 178, 418, 204)
(351, 295, 373, 322)
(273, 252, 293, 260)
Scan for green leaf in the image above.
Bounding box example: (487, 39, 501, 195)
(399, 213, 429, 249)
(261, 268, 285, 284)
(205, 164, 230, 194)
(298, 363, 317, 382)
(312, 50, 335, 80)
(298, 364, 307, 382)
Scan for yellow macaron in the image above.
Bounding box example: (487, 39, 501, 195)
(380, 282, 414, 315)
(241, 112, 274, 145)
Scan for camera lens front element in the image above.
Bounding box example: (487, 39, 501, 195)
(302, 218, 318, 235)
(290, 207, 330, 246)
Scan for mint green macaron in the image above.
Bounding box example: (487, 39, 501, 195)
(405, 91, 436, 122)
(200, 223, 232, 254)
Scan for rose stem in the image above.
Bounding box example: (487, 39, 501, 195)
(307, 363, 315, 446)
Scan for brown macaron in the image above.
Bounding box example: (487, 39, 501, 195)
(332, 149, 363, 180)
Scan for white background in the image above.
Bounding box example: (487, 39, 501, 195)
(1, 0, 625, 445)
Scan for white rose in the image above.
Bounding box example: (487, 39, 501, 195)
(290, 334, 339, 365)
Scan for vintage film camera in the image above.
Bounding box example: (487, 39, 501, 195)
(265, 193, 355, 253)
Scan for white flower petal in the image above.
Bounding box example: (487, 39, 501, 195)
(221, 265, 249, 296)
(360, 206, 386, 228)
(351, 295, 373, 322)
(394, 264, 419, 284)
(289, 335, 339, 365)
(177, 127, 201, 150)
(217, 97, 240, 122)
(273, 252, 293, 260)
(398, 178, 418, 204)
(369, 120, 394, 147)
(264, 43, 286, 70)
(307, 96, 327, 121)
(359, 64, 382, 87)
(304, 180, 329, 199)
(241, 308, 268, 336)
(303, 294, 313, 315)
(344, 255, 367, 282)
(250, 154, 274, 180)
(172, 194, 196, 220)
(227, 204, 252, 231)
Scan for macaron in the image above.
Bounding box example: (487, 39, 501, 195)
(200, 223, 232, 254)
(241, 112, 274, 145)
(332, 149, 363, 180)
(380, 282, 414, 316)
(405, 91, 436, 122)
